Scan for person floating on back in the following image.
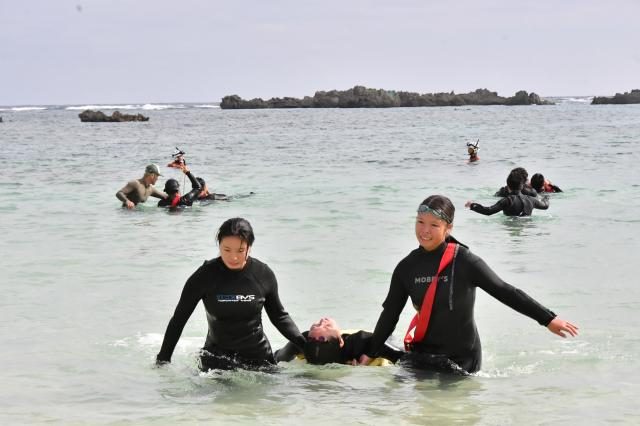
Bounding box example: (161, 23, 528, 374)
(494, 167, 538, 197)
(115, 164, 167, 209)
(467, 140, 480, 163)
(157, 163, 201, 209)
(196, 177, 230, 201)
(466, 168, 549, 216)
(274, 317, 403, 366)
(531, 173, 562, 193)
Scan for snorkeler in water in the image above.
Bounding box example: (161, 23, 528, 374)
(467, 140, 479, 162)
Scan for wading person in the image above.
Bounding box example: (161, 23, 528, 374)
(359, 195, 578, 374)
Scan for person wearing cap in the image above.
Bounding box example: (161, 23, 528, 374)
(358, 195, 578, 374)
(157, 163, 201, 209)
(115, 164, 167, 209)
(156, 217, 305, 371)
(275, 317, 404, 366)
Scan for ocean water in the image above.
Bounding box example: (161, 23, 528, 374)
(0, 99, 639, 424)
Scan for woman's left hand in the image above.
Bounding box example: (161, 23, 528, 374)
(547, 317, 579, 338)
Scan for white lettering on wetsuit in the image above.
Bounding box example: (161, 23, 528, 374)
(414, 276, 449, 285)
(217, 294, 256, 302)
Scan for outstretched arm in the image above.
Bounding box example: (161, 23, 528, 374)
(465, 199, 505, 215)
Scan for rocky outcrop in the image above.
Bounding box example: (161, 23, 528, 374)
(220, 86, 553, 109)
(591, 89, 640, 104)
(78, 110, 149, 122)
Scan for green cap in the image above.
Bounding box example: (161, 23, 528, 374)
(145, 164, 162, 176)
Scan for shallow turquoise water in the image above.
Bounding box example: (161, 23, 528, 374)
(0, 103, 639, 424)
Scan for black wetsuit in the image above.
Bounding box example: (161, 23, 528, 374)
(157, 257, 305, 370)
(275, 330, 404, 364)
(366, 240, 556, 374)
(198, 193, 230, 202)
(157, 171, 201, 208)
(469, 191, 549, 217)
(495, 185, 538, 198)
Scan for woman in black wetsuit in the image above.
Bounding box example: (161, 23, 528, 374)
(359, 195, 578, 374)
(156, 217, 305, 371)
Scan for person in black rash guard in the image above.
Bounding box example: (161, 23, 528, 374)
(358, 195, 578, 374)
(157, 163, 201, 209)
(156, 217, 305, 371)
(275, 317, 404, 365)
(494, 167, 538, 198)
(467, 169, 549, 217)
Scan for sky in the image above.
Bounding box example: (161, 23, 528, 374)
(1, 0, 639, 105)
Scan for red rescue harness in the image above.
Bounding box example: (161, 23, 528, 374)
(404, 242, 457, 351)
(170, 194, 181, 208)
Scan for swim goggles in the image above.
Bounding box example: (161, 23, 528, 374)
(417, 205, 452, 223)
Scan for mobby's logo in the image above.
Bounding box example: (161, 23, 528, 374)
(414, 276, 449, 285)
(217, 294, 256, 303)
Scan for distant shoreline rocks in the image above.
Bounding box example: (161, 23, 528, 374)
(220, 86, 553, 109)
(78, 109, 149, 122)
(591, 89, 640, 104)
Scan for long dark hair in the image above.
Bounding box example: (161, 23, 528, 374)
(216, 218, 255, 247)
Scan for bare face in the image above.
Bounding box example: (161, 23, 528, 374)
(144, 173, 159, 185)
(415, 212, 453, 251)
(308, 317, 343, 346)
(219, 236, 250, 270)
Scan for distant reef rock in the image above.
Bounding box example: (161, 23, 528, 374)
(78, 110, 149, 122)
(591, 89, 640, 104)
(220, 86, 553, 109)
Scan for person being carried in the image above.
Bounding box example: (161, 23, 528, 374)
(196, 177, 229, 201)
(115, 164, 167, 209)
(275, 317, 404, 366)
(358, 195, 578, 374)
(157, 163, 202, 208)
(531, 173, 562, 193)
(466, 168, 549, 217)
(156, 217, 305, 371)
(494, 167, 538, 197)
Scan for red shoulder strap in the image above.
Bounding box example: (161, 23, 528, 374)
(404, 242, 456, 350)
(170, 194, 181, 208)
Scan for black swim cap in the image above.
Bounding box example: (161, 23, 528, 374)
(303, 338, 342, 365)
(164, 178, 180, 193)
(196, 177, 206, 187)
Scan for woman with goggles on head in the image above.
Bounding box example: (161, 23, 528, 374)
(358, 195, 578, 374)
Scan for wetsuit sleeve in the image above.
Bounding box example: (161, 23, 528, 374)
(115, 180, 136, 203)
(156, 268, 206, 363)
(274, 331, 308, 362)
(466, 253, 556, 326)
(179, 171, 202, 205)
(367, 266, 409, 357)
(469, 198, 507, 215)
(532, 195, 550, 210)
(522, 186, 538, 197)
(263, 268, 306, 350)
(551, 184, 562, 193)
